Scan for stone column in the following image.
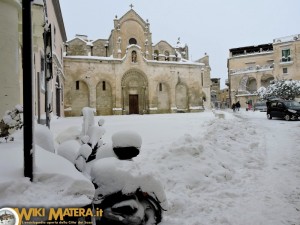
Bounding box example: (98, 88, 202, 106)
(0, 0, 21, 116)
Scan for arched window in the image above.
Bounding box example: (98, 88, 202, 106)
(159, 83, 162, 91)
(164, 51, 170, 61)
(129, 38, 137, 45)
(102, 81, 106, 91)
(154, 50, 159, 61)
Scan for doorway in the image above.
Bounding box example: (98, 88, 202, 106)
(129, 94, 139, 114)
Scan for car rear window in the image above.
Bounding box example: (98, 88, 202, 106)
(255, 102, 266, 106)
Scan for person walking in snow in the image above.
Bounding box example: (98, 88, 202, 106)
(246, 100, 253, 111)
(231, 103, 236, 112)
(235, 101, 241, 111)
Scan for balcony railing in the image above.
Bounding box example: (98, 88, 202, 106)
(280, 56, 292, 63)
(230, 64, 274, 75)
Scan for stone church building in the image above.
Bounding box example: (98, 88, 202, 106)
(63, 8, 211, 116)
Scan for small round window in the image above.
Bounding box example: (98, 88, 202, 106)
(129, 38, 137, 45)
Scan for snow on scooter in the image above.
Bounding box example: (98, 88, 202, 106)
(56, 108, 167, 224)
(90, 130, 167, 225)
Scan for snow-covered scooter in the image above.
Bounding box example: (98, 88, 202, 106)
(56, 108, 167, 224)
(90, 131, 167, 225)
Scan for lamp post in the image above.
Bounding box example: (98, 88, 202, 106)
(22, 0, 34, 181)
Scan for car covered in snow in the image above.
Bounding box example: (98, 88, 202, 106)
(266, 98, 300, 121)
(253, 101, 267, 112)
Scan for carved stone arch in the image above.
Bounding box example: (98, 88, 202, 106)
(156, 81, 171, 113)
(175, 81, 189, 112)
(96, 80, 113, 115)
(238, 75, 257, 94)
(261, 74, 274, 87)
(247, 77, 257, 93)
(121, 70, 148, 114)
(71, 79, 89, 116)
(121, 69, 148, 87)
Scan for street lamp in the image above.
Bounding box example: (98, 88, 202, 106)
(22, 0, 34, 181)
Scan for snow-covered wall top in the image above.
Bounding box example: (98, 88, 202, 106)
(273, 34, 300, 44)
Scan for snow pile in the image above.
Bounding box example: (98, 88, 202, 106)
(35, 124, 56, 153)
(0, 131, 94, 208)
(153, 115, 266, 224)
(57, 140, 81, 163)
(55, 126, 81, 144)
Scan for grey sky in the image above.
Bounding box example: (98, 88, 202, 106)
(60, 0, 300, 88)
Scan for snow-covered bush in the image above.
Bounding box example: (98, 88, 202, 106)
(0, 105, 23, 141)
(55, 126, 81, 144)
(74, 136, 93, 172)
(257, 79, 300, 100)
(81, 107, 96, 136)
(57, 140, 81, 163)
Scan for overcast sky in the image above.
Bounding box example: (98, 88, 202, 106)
(59, 0, 300, 88)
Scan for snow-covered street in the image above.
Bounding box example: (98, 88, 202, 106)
(1, 109, 300, 225)
(50, 110, 300, 225)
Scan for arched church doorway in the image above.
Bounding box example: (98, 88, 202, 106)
(121, 70, 148, 114)
(129, 94, 139, 114)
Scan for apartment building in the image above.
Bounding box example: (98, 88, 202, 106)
(227, 34, 300, 108)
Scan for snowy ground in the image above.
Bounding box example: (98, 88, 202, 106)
(1, 109, 300, 225)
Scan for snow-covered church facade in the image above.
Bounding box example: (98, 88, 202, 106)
(63, 8, 211, 116)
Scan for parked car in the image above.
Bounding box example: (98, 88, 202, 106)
(266, 98, 300, 121)
(254, 101, 267, 112)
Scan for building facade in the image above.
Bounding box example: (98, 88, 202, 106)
(227, 34, 300, 108)
(0, 0, 66, 120)
(0, 0, 21, 117)
(32, 0, 67, 122)
(64, 9, 211, 116)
